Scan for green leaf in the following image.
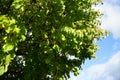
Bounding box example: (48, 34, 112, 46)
(0, 53, 16, 76)
(45, 58, 50, 64)
(0, 0, 108, 79)
(13, 26, 20, 33)
(21, 35, 26, 41)
(59, 77, 63, 80)
(3, 43, 14, 52)
(74, 71, 79, 76)
(5, 26, 12, 33)
(0, 66, 5, 76)
(53, 44, 61, 52)
(0, 15, 9, 23)
(61, 34, 66, 41)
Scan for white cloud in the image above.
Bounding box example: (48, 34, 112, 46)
(77, 51, 120, 80)
(69, 77, 78, 80)
(105, 0, 120, 5)
(99, 0, 120, 39)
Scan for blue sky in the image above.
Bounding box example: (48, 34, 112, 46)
(69, 0, 120, 80)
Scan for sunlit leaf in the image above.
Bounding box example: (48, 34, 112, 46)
(0, 0, 108, 79)
(0, 66, 4, 76)
(3, 43, 14, 52)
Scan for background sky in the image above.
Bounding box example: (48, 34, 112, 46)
(69, 0, 120, 80)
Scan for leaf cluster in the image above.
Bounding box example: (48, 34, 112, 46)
(0, 0, 108, 80)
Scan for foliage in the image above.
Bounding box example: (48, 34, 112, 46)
(0, 0, 108, 80)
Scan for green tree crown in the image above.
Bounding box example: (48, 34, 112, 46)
(0, 0, 108, 80)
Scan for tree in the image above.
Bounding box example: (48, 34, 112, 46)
(0, 0, 108, 80)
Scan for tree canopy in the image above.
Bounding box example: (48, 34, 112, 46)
(0, 0, 108, 80)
